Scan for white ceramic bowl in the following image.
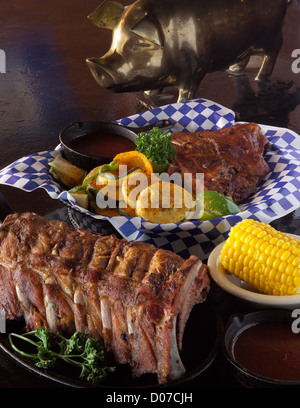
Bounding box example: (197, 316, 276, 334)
(207, 234, 300, 309)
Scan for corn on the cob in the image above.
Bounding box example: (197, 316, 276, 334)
(220, 219, 300, 296)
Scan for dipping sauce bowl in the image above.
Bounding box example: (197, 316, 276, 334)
(59, 120, 173, 171)
(224, 309, 300, 387)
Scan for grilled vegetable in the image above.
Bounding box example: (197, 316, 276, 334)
(117, 204, 137, 217)
(135, 127, 176, 173)
(90, 201, 120, 217)
(121, 170, 152, 209)
(220, 219, 300, 296)
(85, 180, 120, 217)
(68, 160, 121, 216)
(113, 151, 153, 179)
(81, 160, 119, 188)
(136, 181, 195, 224)
(97, 166, 143, 187)
(195, 190, 240, 220)
(49, 154, 86, 188)
(69, 190, 89, 209)
(85, 167, 144, 217)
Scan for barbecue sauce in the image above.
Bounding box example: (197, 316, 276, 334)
(232, 322, 300, 381)
(70, 133, 136, 157)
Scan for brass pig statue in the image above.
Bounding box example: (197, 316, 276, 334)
(86, 0, 292, 103)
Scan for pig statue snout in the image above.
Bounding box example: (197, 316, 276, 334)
(86, 0, 165, 94)
(86, 58, 116, 89)
(86, 51, 127, 90)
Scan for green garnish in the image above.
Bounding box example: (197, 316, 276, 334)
(135, 127, 176, 173)
(9, 327, 116, 384)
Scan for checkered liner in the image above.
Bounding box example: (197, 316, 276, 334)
(1, 98, 300, 260)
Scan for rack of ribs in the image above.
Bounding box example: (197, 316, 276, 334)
(0, 212, 210, 383)
(169, 123, 271, 204)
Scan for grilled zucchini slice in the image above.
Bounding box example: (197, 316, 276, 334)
(49, 154, 86, 188)
(136, 181, 195, 224)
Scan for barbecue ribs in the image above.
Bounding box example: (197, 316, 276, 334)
(169, 123, 271, 204)
(0, 212, 210, 383)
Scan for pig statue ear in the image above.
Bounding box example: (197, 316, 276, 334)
(87, 0, 125, 29)
(131, 13, 164, 48)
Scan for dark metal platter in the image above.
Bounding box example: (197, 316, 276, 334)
(0, 298, 222, 388)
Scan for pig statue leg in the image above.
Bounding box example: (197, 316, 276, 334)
(177, 74, 205, 102)
(144, 89, 163, 99)
(228, 57, 250, 75)
(178, 88, 197, 102)
(255, 34, 283, 82)
(141, 89, 165, 108)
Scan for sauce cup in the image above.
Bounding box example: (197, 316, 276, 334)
(223, 309, 300, 388)
(59, 120, 173, 171)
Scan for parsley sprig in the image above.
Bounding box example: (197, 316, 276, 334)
(135, 127, 176, 173)
(9, 327, 116, 384)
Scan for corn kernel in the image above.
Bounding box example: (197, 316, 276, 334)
(249, 236, 259, 247)
(292, 246, 300, 256)
(281, 250, 292, 262)
(286, 275, 294, 286)
(263, 265, 271, 277)
(282, 241, 292, 250)
(233, 238, 243, 250)
(292, 257, 300, 267)
(276, 248, 285, 259)
(266, 255, 275, 267)
(270, 237, 278, 246)
(293, 269, 300, 277)
(271, 246, 279, 257)
(248, 257, 256, 270)
(253, 227, 262, 236)
(275, 272, 282, 282)
(286, 263, 295, 275)
(269, 268, 277, 281)
(280, 273, 287, 283)
(278, 261, 287, 274)
(257, 230, 267, 239)
(243, 255, 251, 267)
(264, 244, 273, 256)
(273, 258, 281, 270)
(258, 252, 268, 264)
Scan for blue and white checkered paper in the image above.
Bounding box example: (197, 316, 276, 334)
(1, 98, 300, 260)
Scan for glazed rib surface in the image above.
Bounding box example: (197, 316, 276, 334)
(169, 123, 270, 204)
